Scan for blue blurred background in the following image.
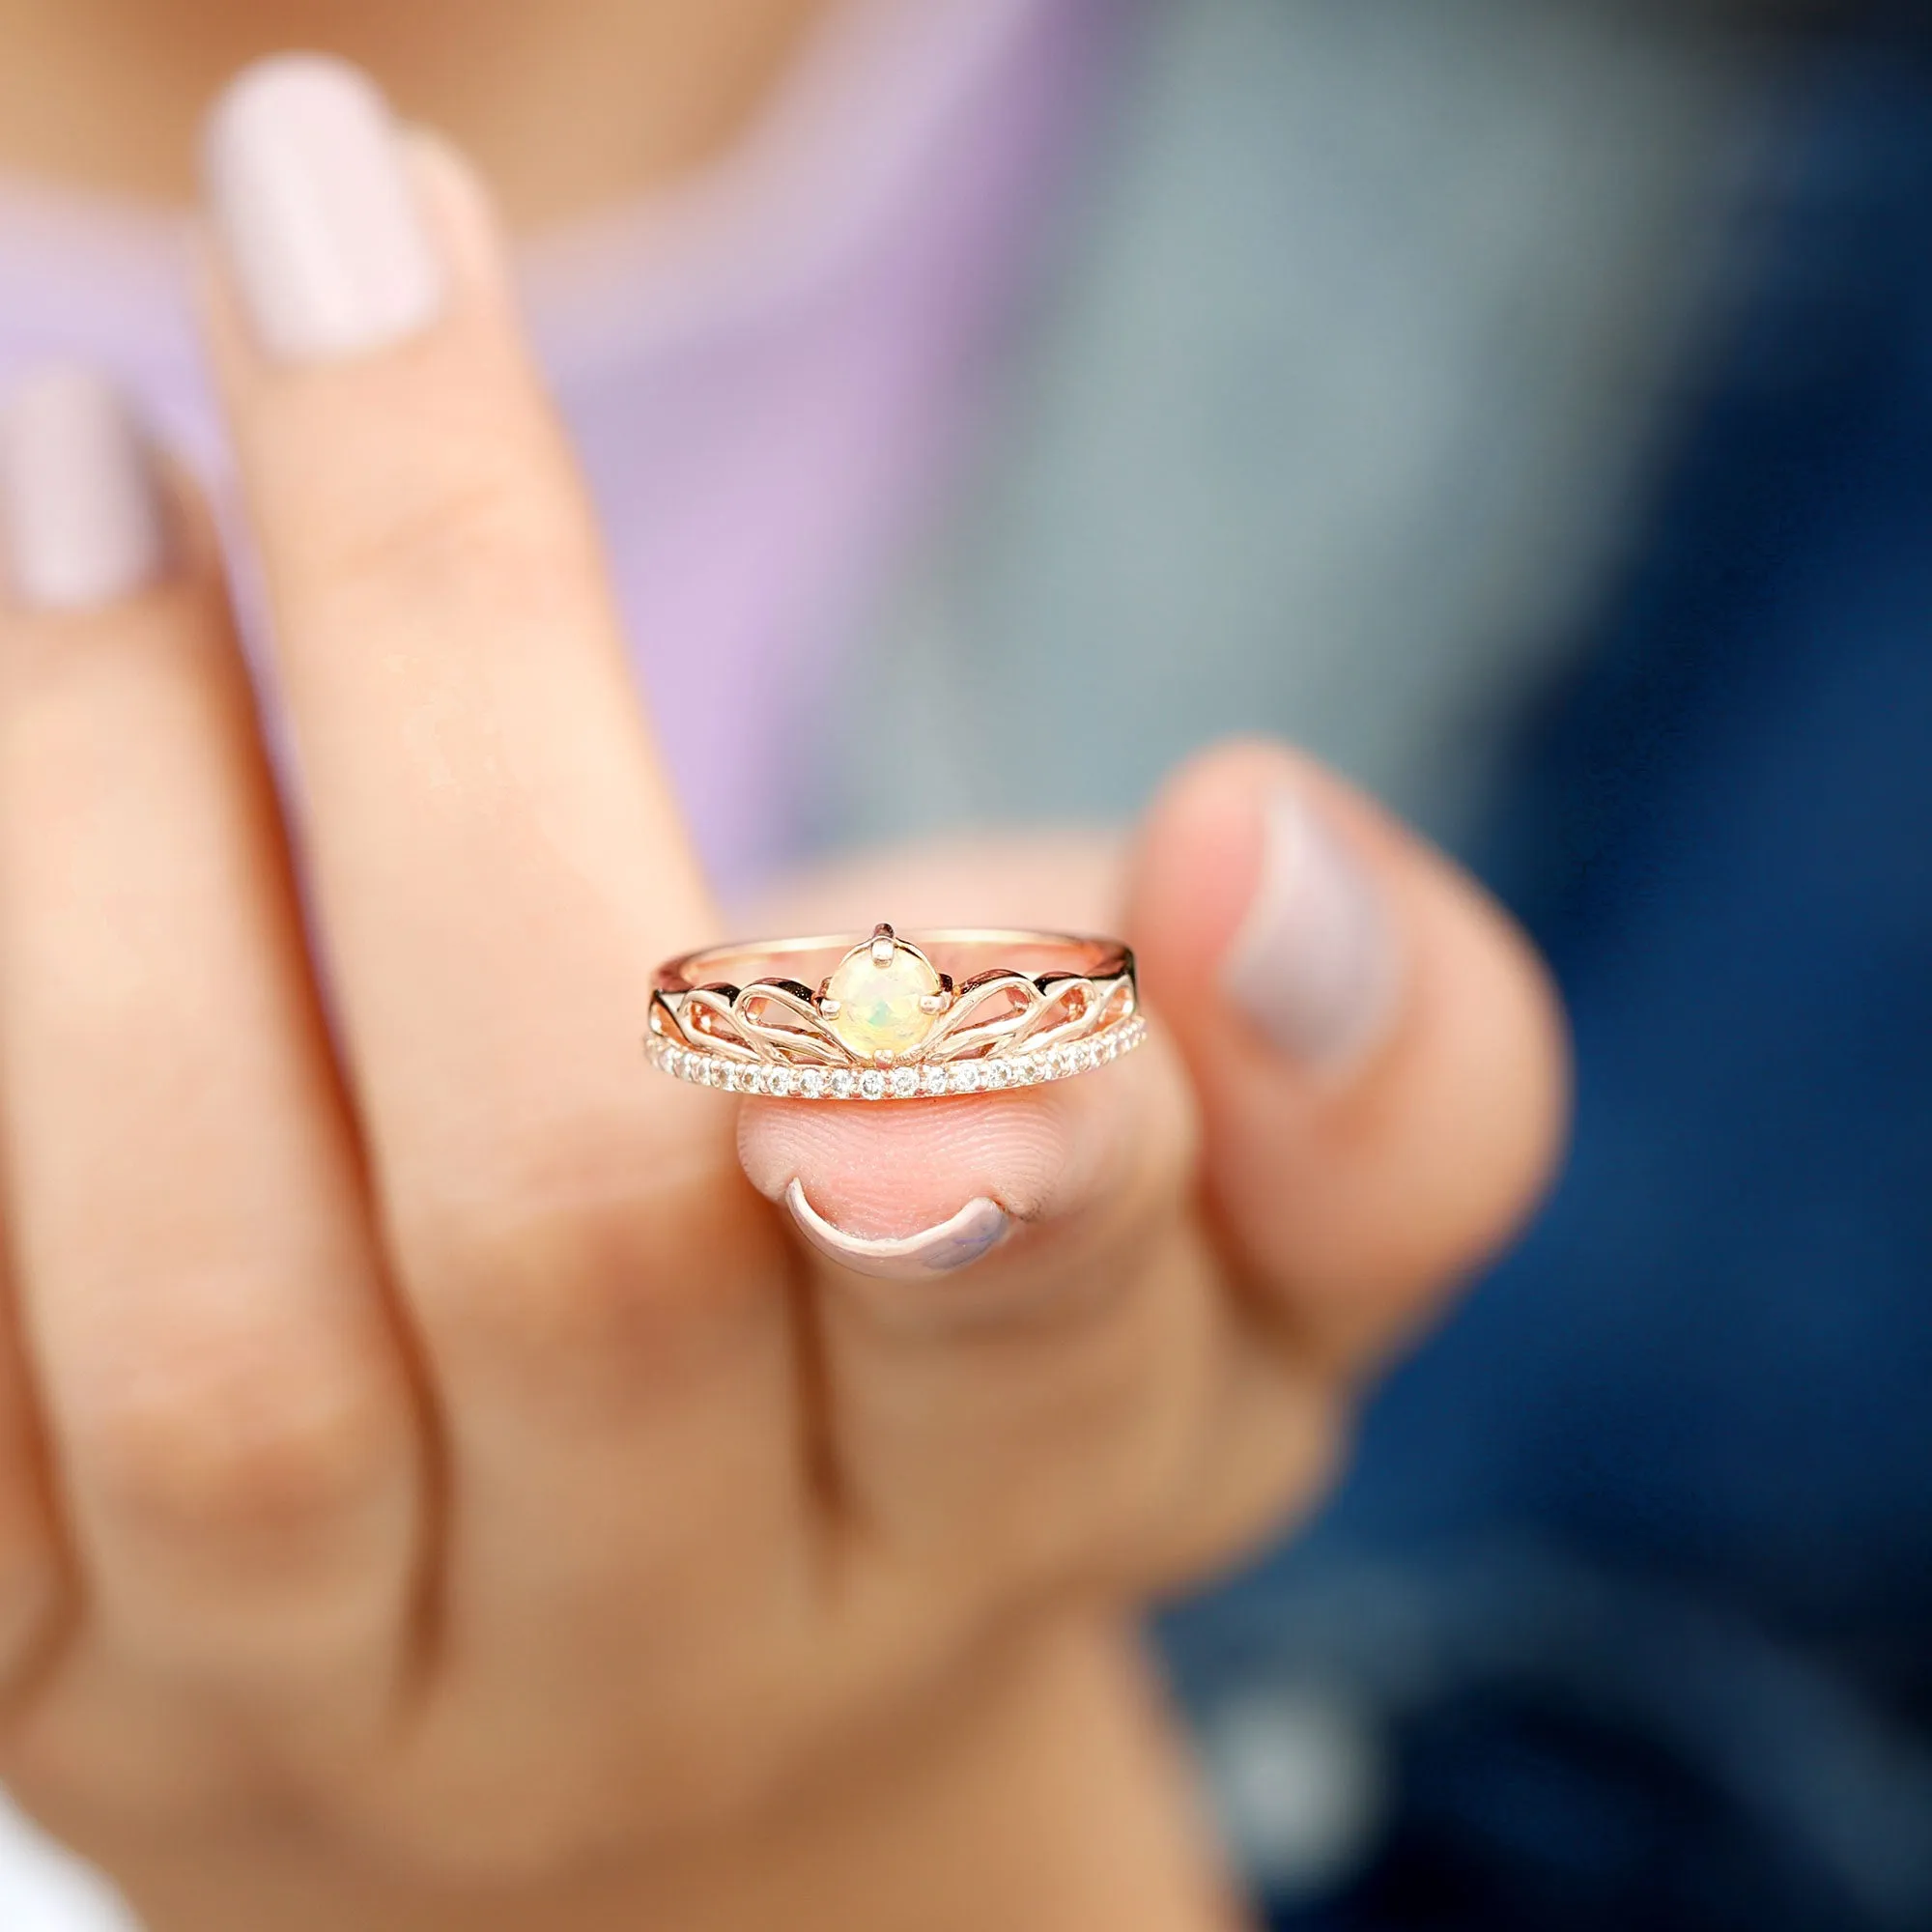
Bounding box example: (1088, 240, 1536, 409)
(1158, 10, 1932, 1927)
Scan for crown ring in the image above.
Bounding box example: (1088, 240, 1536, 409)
(647, 923, 1145, 1101)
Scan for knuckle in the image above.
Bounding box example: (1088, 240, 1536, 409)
(290, 419, 592, 637)
(0, 581, 227, 752)
(74, 1343, 398, 1550)
(331, 472, 548, 606)
(392, 1135, 769, 1378)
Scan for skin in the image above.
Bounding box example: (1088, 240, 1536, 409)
(0, 12, 1571, 1929)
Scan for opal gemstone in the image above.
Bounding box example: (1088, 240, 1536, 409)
(825, 939, 943, 1061)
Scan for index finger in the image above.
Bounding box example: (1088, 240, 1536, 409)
(203, 61, 720, 1213)
(198, 63, 814, 1720)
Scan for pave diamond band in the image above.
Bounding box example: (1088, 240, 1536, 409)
(648, 924, 1141, 1100)
(647, 1014, 1148, 1100)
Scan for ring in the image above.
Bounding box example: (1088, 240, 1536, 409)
(647, 923, 1146, 1100)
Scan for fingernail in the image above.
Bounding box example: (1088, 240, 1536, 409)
(1221, 788, 1400, 1072)
(783, 1179, 1011, 1281)
(203, 54, 443, 361)
(0, 368, 171, 611)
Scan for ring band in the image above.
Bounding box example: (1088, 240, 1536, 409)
(647, 923, 1145, 1100)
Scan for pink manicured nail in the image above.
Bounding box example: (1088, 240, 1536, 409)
(783, 1179, 1011, 1281)
(202, 54, 443, 361)
(0, 368, 171, 610)
(1221, 788, 1401, 1072)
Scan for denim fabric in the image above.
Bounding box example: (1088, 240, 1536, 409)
(1166, 24, 1932, 1928)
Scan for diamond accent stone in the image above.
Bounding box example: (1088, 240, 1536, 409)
(653, 1016, 1147, 1100)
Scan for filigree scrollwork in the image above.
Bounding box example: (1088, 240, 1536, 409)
(649, 963, 1137, 1069)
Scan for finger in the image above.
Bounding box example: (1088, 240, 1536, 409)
(202, 62, 721, 1201)
(736, 847, 1342, 1622)
(197, 60, 805, 1734)
(0, 368, 418, 1718)
(740, 776, 1563, 1607)
(1127, 738, 1571, 1374)
(741, 1030, 1246, 1602)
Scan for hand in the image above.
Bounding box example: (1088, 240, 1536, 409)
(0, 57, 1566, 1932)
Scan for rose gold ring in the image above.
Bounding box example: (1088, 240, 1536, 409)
(647, 923, 1145, 1101)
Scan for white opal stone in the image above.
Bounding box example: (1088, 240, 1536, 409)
(824, 939, 943, 1062)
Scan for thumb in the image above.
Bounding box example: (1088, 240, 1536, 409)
(1126, 738, 1570, 1371)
